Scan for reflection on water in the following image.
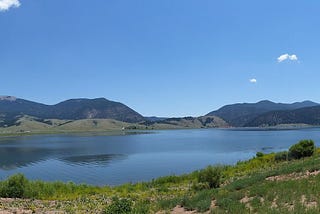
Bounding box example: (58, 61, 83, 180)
(261, 147, 273, 151)
(0, 128, 319, 185)
(0, 147, 51, 170)
(61, 154, 127, 166)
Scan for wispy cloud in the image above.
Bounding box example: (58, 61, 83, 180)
(277, 53, 298, 63)
(0, 0, 20, 11)
(249, 78, 257, 83)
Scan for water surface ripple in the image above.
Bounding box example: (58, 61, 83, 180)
(0, 128, 319, 185)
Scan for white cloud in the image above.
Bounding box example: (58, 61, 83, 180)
(277, 53, 298, 63)
(249, 78, 257, 83)
(289, 54, 298, 61)
(0, 0, 20, 11)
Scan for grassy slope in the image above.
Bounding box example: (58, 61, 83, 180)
(150, 116, 228, 129)
(1, 150, 320, 213)
(0, 115, 229, 136)
(0, 117, 147, 135)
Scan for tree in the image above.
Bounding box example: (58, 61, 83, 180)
(289, 139, 315, 159)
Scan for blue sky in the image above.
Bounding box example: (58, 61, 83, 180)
(1, 0, 319, 117)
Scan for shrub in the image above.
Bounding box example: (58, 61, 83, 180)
(0, 174, 28, 198)
(275, 151, 289, 162)
(192, 182, 210, 191)
(157, 197, 182, 210)
(256, 152, 264, 158)
(104, 197, 133, 214)
(181, 190, 213, 212)
(289, 140, 315, 159)
(197, 166, 222, 189)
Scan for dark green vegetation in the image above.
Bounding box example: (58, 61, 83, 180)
(245, 105, 320, 127)
(103, 197, 133, 214)
(206, 100, 319, 127)
(197, 165, 222, 189)
(1, 140, 320, 213)
(0, 174, 28, 198)
(289, 139, 315, 159)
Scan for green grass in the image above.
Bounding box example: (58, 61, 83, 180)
(181, 189, 215, 212)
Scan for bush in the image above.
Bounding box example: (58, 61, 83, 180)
(0, 174, 28, 198)
(157, 197, 182, 210)
(192, 182, 210, 191)
(131, 201, 150, 214)
(197, 166, 222, 189)
(275, 151, 289, 162)
(289, 139, 315, 159)
(256, 152, 264, 158)
(104, 197, 133, 214)
(181, 190, 213, 212)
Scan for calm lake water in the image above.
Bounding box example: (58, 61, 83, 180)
(0, 128, 319, 186)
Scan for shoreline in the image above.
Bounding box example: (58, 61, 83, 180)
(0, 124, 319, 137)
(0, 146, 319, 213)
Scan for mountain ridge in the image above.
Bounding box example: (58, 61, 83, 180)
(206, 100, 319, 127)
(0, 96, 144, 123)
(1, 96, 320, 130)
(245, 105, 320, 127)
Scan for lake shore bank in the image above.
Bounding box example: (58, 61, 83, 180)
(0, 123, 318, 137)
(1, 128, 319, 186)
(0, 144, 319, 213)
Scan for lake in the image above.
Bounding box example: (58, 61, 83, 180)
(0, 128, 319, 186)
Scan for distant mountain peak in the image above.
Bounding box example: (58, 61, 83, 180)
(60, 97, 110, 103)
(257, 100, 274, 104)
(0, 96, 17, 101)
(296, 100, 318, 104)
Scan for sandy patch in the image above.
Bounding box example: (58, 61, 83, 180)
(266, 170, 320, 182)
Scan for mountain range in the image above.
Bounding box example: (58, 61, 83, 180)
(245, 105, 320, 127)
(206, 100, 319, 127)
(1, 95, 320, 132)
(0, 96, 144, 126)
